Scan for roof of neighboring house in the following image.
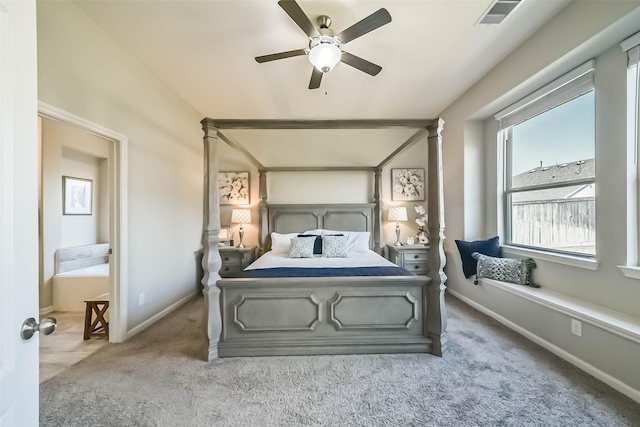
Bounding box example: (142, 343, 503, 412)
(511, 158, 595, 202)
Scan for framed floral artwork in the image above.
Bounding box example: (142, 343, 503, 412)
(391, 168, 425, 201)
(218, 171, 249, 205)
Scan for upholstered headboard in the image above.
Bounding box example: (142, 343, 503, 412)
(264, 203, 375, 251)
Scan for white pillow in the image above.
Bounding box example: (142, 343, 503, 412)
(305, 229, 371, 253)
(302, 229, 323, 235)
(345, 231, 371, 253)
(270, 232, 298, 254)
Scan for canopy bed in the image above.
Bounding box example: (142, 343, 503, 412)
(200, 119, 447, 360)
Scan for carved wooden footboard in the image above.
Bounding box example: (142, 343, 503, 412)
(218, 275, 438, 357)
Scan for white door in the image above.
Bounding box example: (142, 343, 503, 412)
(0, 1, 40, 426)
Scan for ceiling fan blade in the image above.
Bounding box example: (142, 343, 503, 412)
(309, 67, 322, 89)
(255, 49, 307, 63)
(337, 8, 391, 44)
(278, 0, 319, 38)
(340, 52, 382, 76)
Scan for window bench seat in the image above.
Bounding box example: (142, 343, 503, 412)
(478, 278, 640, 344)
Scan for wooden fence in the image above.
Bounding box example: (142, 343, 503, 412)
(512, 198, 595, 251)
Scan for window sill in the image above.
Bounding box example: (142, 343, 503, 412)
(502, 245, 598, 270)
(618, 265, 640, 280)
(478, 277, 640, 344)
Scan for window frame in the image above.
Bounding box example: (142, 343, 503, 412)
(619, 31, 640, 278)
(495, 60, 596, 259)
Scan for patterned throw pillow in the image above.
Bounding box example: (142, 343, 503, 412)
(322, 235, 348, 258)
(288, 236, 315, 258)
(472, 252, 539, 288)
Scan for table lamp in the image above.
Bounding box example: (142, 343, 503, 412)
(388, 207, 408, 246)
(231, 209, 251, 248)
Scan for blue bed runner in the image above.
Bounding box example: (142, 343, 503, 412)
(234, 266, 415, 278)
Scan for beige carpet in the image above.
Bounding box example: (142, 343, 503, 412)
(40, 293, 640, 426)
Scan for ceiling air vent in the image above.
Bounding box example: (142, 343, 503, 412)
(477, 0, 523, 25)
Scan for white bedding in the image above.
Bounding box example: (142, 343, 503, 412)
(245, 250, 397, 271)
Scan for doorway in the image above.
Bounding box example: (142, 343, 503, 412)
(37, 102, 128, 382)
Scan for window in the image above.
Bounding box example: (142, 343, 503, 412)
(496, 61, 596, 256)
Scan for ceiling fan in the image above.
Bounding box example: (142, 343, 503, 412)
(255, 0, 392, 89)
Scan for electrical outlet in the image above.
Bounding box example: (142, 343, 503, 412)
(571, 319, 582, 337)
(139, 293, 145, 305)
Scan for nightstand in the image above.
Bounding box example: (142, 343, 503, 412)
(218, 246, 256, 277)
(386, 244, 429, 275)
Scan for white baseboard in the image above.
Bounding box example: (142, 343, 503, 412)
(126, 291, 199, 339)
(39, 306, 54, 316)
(447, 289, 640, 404)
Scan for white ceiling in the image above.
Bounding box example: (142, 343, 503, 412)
(69, 0, 571, 168)
(73, 0, 571, 121)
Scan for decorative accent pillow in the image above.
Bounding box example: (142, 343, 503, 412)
(271, 232, 299, 254)
(455, 236, 501, 278)
(322, 235, 348, 258)
(288, 236, 316, 258)
(298, 234, 323, 254)
(472, 252, 539, 288)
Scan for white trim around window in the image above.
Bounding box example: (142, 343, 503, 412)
(621, 31, 640, 277)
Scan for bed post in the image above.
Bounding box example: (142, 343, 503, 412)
(201, 119, 223, 362)
(258, 170, 268, 254)
(426, 118, 447, 356)
(373, 168, 383, 254)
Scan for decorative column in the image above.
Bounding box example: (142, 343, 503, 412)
(201, 119, 222, 361)
(426, 118, 447, 356)
(373, 168, 383, 254)
(258, 170, 268, 254)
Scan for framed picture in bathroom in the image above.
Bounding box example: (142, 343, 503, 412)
(63, 176, 93, 215)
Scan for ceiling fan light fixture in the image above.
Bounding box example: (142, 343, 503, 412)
(308, 43, 341, 73)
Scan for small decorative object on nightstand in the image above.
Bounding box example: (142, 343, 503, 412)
(387, 244, 429, 275)
(219, 246, 256, 278)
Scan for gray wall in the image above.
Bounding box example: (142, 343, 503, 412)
(440, 1, 640, 399)
(37, 1, 203, 331)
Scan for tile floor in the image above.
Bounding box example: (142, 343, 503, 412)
(39, 310, 109, 384)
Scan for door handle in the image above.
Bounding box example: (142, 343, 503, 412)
(20, 317, 57, 340)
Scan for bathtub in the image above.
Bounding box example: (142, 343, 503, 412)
(53, 263, 109, 312)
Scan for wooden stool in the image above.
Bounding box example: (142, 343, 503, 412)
(84, 295, 109, 340)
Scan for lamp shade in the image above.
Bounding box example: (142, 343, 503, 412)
(231, 209, 251, 224)
(308, 43, 342, 73)
(388, 207, 408, 222)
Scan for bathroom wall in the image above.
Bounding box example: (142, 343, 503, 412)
(40, 116, 110, 311)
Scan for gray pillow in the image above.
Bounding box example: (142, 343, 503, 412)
(288, 236, 315, 258)
(472, 252, 539, 288)
(322, 235, 348, 258)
